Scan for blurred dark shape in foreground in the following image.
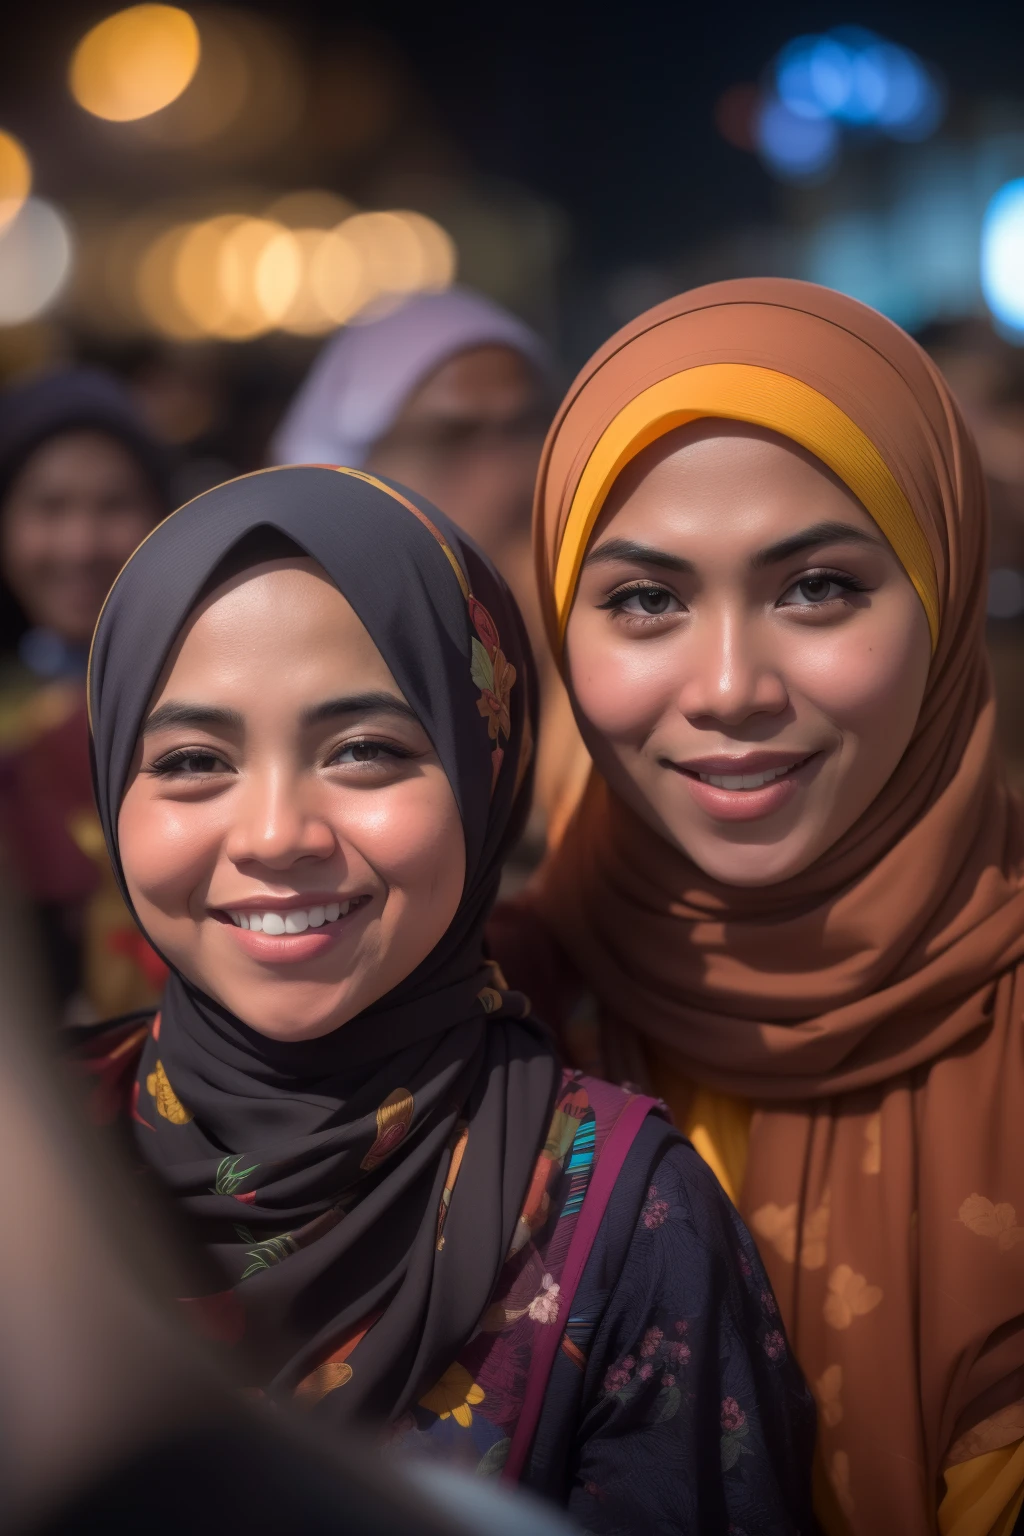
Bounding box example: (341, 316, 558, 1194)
(0, 877, 571, 1536)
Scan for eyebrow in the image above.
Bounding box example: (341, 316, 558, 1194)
(584, 521, 882, 577)
(142, 692, 419, 737)
(749, 520, 882, 569)
(143, 702, 244, 736)
(583, 538, 694, 574)
(300, 692, 420, 728)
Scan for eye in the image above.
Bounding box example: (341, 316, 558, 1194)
(327, 738, 415, 768)
(149, 747, 230, 778)
(780, 572, 864, 607)
(605, 583, 682, 618)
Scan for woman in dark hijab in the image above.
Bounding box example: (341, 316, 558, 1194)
(0, 367, 170, 1020)
(79, 465, 814, 1533)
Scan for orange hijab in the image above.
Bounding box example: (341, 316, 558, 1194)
(531, 279, 1024, 1532)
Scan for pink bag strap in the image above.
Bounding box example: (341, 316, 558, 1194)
(503, 1092, 659, 1483)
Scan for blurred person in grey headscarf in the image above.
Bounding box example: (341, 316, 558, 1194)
(273, 288, 590, 860)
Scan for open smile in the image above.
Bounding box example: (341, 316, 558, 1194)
(668, 752, 821, 823)
(212, 895, 372, 964)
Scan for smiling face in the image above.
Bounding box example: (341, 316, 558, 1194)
(2, 429, 162, 644)
(564, 421, 933, 887)
(117, 558, 466, 1040)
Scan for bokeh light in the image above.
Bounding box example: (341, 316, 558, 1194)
(755, 97, 839, 182)
(0, 131, 32, 234)
(70, 5, 201, 122)
(774, 28, 942, 137)
(129, 206, 455, 341)
(982, 179, 1024, 338)
(0, 200, 74, 325)
(265, 189, 356, 229)
(133, 8, 303, 158)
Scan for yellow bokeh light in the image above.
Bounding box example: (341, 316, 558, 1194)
(265, 190, 356, 230)
(308, 227, 368, 324)
(129, 204, 456, 342)
(0, 131, 32, 234)
(218, 217, 288, 337)
(70, 5, 200, 122)
(136, 223, 203, 338)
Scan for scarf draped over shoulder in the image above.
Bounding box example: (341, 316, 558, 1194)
(530, 278, 1024, 1531)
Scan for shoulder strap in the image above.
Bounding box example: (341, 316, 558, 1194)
(503, 1091, 659, 1482)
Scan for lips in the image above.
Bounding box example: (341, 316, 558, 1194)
(670, 752, 821, 824)
(214, 895, 372, 964)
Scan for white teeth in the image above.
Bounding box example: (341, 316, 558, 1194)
(228, 900, 359, 933)
(698, 766, 791, 790)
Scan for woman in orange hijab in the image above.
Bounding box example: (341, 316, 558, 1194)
(498, 278, 1024, 1536)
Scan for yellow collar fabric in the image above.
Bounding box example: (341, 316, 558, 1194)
(552, 362, 940, 651)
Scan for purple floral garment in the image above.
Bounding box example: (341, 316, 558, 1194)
(393, 1099, 816, 1534)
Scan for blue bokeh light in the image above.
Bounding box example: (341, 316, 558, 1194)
(981, 180, 1024, 337)
(755, 96, 840, 181)
(773, 29, 942, 143)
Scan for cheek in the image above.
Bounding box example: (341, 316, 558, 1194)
(567, 620, 679, 741)
(118, 793, 223, 914)
(345, 777, 466, 910)
(786, 609, 930, 749)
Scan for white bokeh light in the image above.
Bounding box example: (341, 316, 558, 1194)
(981, 180, 1024, 337)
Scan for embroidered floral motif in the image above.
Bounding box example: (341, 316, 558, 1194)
(958, 1193, 1024, 1250)
(468, 595, 516, 793)
(762, 1329, 787, 1360)
(823, 1264, 883, 1329)
(720, 1397, 754, 1470)
(361, 1088, 414, 1172)
(213, 1153, 259, 1198)
(146, 1059, 193, 1124)
(815, 1363, 843, 1428)
(527, 1273, 561, 1323)
(419, 1362, 485, 1427)
(751, 1189, 829, 1269)
(643, 1184, 669, 1229)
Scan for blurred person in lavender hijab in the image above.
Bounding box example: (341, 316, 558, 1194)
(272, 289, 589, 858)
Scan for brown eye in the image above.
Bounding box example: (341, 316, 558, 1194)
(798, 577, 834, 602)
(637, 587, 672, 614)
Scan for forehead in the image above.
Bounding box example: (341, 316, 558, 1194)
(399, 345, 541, 421)
(595, 420, 875, 543)
(154, 558, 398, 700)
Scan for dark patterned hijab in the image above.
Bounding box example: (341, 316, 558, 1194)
(87, 465, 560, 1422)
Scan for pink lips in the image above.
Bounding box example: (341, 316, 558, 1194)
(670, 752, 819, 824)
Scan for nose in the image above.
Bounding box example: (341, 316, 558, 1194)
(223, 765, 337, 872)
(676, 605, 788, 727)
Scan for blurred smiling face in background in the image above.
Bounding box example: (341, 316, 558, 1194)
(118, 557, 466, 1042)
(565, 420, 933, 887)
(1, 428, 163, 646)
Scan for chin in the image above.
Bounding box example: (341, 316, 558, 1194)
(200, 973, 366, 1042)
(674, 834, 820, 889)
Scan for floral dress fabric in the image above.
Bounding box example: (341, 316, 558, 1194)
(394, 1104, 816, 1534)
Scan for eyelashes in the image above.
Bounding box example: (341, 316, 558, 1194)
(599, 567, 870, 623)
(145, 737, 420, 780)
(147, 748, 229, 778)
